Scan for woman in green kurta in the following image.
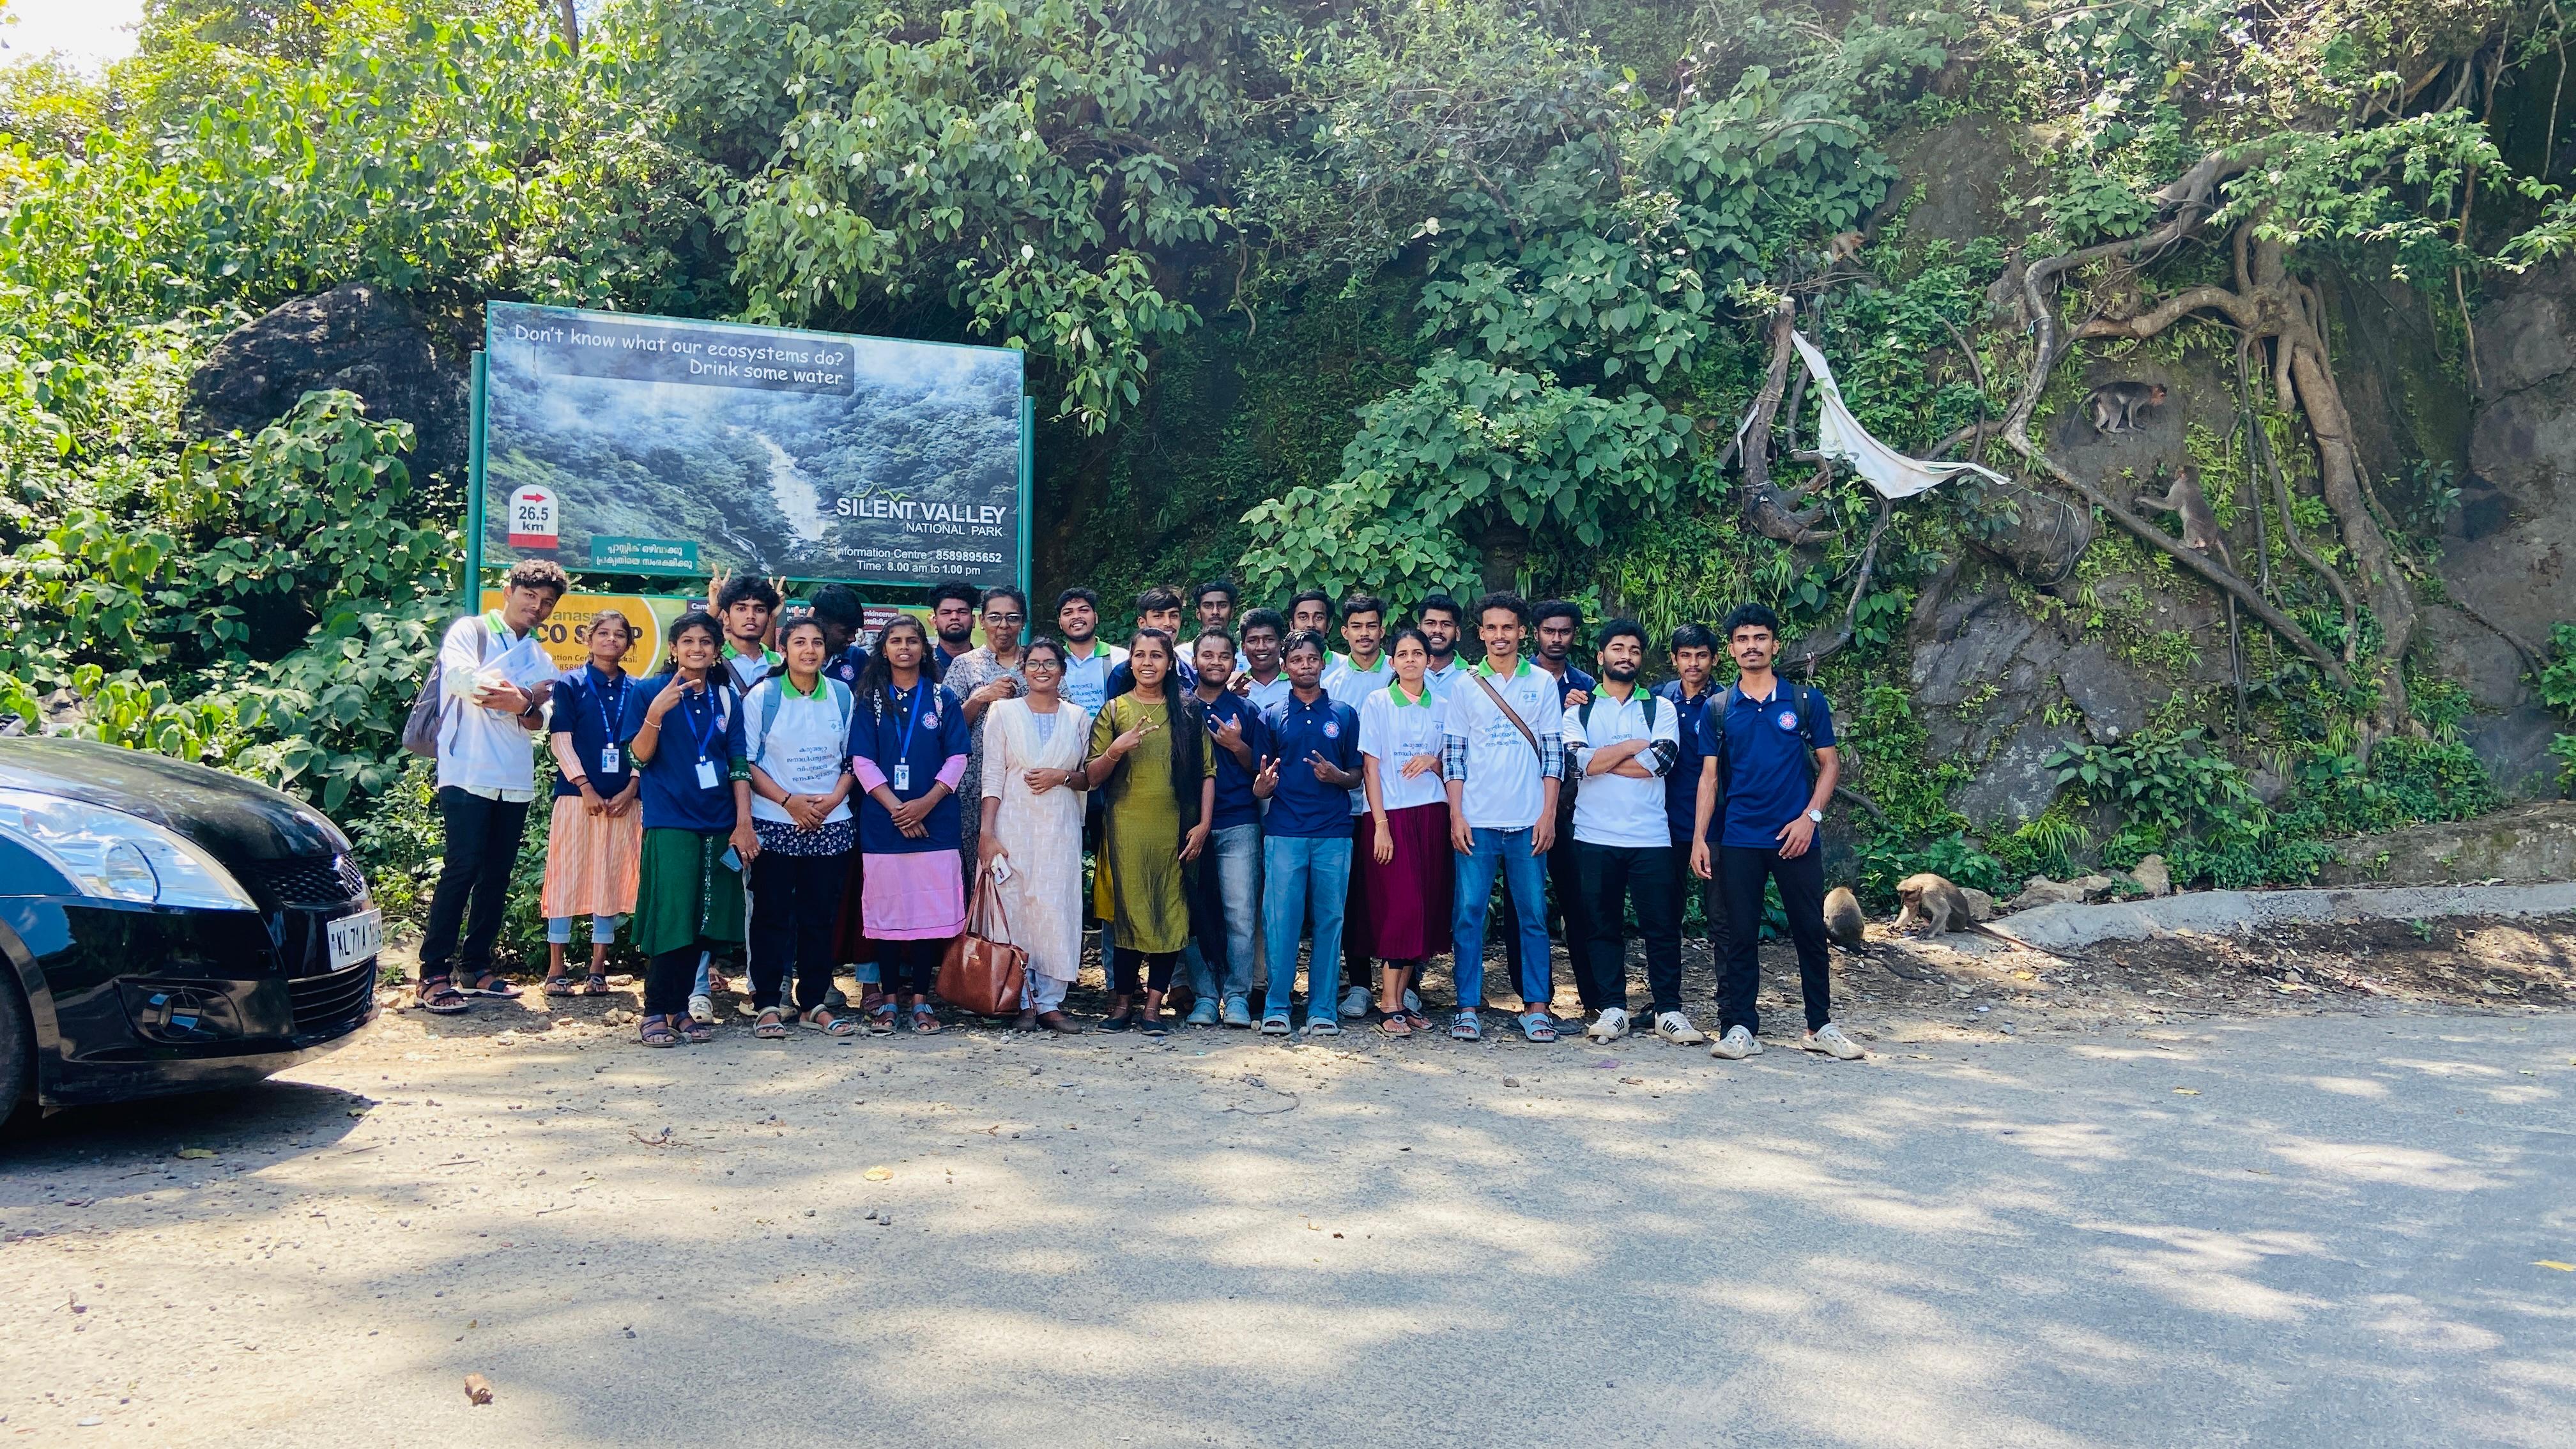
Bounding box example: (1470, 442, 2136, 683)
(1085, 629, 1215, 1035)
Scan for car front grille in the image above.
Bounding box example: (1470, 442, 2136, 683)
(243, 854, 368, 908)
(288, 962, 376, 1033)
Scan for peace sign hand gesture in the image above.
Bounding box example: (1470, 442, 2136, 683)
(1109, 712, 1161, 758)
(1251, 757, 1280, 799)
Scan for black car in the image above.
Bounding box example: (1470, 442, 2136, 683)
(0, 737, 381, 1114)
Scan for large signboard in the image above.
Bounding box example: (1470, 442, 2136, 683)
(475, 303, 1028, 590)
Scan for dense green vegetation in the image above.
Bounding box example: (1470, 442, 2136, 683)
(4, 0, 2569, 947)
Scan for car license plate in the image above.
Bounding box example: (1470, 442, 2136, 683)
(327, 908, 383, 971)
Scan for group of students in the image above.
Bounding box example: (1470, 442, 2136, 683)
(412, 562, 1864, 1061)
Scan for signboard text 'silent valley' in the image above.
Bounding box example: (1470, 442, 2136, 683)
(478, 302, 1027, 590)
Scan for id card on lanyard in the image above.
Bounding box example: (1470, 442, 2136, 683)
(689, 689, 726, 790)
(890, 683, 927, 793)
(594, 673, 627, 774)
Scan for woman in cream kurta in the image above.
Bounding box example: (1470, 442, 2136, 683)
(977, 638, 1091, 1033)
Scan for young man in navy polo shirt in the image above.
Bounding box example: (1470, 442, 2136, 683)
(1254, 631, 1363, 1036)
(1688, 604, 1862, 1061)
(1190, 629, 1268, 1026)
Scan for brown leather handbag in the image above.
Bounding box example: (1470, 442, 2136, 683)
(937, 864, 1027, 1017)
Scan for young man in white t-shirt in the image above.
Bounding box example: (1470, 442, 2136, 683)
(1441, 591, 1565, 1042)
(418, 559, 567, 1015)
(1561, 620, 1691, 1045)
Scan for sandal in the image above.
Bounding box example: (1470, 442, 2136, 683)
(1378, 1011, 1413, 1038)
(802, 1007, 857, 1037)
(585, 972, 610, 995)
(418, 978, 469, 1015)
(638, 1014, 678, 1047)
(1403, 1008, 1433, 1032)
(1518, 1011, 1558, 1043)
(543, 975, 579, 997)
(864, 999, 897, 1036)
(910, 1003, 943, 1034)
(754, 1008, 790, 1039)
(461, 971, 521, 999)
(674, 1014, 715, 1044)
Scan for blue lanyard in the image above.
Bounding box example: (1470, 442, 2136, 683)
(590, 670, 627, 750)
(685, 686, 724, 763)
(890, 682, 928, 782)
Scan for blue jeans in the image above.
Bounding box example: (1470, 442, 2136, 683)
(1262, 832, 1352, 1023)
(1193, 823, 1262, 1001)
(1452, 825, 1552, 1012)
(546, 913, 624, 946)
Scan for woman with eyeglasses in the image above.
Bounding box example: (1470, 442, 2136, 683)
(977, 636, 1091, 1032)
(940, 585, 1030, 893)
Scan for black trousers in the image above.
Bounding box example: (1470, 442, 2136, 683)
(1113, 947, 1179, 996)
(1501, 813, 1587, 1004)
(1669, 840, 1731, 993)
(420, 786, 531, 983)
(1717, 843, 1832, 1034)
(645, 946, 699, 1019)
(882, 937, 946, 999)
(748, 850, 849, 1013)
(1575, 842, 1680, 1014)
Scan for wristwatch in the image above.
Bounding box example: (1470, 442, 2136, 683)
(1805, 808, 1825, 825)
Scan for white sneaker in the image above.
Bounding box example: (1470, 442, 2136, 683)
(1800, 1022, 1866, 1060)
(1654, 1011, 1708, 1046)
(687, 992, 716, 1025)
(1584, 1007, 1631, 1043)
(1710, 1025, 1761, 1059)
(1339, 986, 1372, 1020)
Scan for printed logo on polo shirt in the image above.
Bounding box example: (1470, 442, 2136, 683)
(1775, 709, 1798, 731)
(1322, 719, 1340, 739)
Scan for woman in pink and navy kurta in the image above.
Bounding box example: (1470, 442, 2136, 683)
(847, 616, 971, 1033)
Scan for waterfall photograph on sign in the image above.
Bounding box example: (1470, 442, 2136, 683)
(477, 303, 1027, 587)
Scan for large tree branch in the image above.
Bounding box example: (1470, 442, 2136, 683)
(1784, 495, 1894, 673)
(1741, 300, 1837, 546)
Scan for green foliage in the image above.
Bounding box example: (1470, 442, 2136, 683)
(1238, 353, 1690, 608)
(2541, 623, 2576, 791)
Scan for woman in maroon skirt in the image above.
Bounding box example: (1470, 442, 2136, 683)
(1356, 629, 1451, 1036)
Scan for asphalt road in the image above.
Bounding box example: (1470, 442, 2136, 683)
(5, 1004, 2573, 1448)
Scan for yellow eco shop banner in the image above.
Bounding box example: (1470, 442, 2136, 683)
(479, 592, 689, 677)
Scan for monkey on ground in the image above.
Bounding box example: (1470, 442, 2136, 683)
(2133, 464, 2230, 569)
(2086, 379, 2167, 434)
(1823, 885, 1866, 947)
(1895, 873, 2077, 960)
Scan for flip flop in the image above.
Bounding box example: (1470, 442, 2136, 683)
(802, 1007, 857, 1037)
(460, 972, 521, 998)
(542, 976, 579, 997)
(418, 979, 469, 1015)
(585, 972, 610, 995)
(1377, 1012, 1413, 1038)
(910, 1004, 944, 1034)
(753, 1008, 790, 1039)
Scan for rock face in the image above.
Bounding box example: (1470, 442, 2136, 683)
(188, 282, 470, 486)
(1906, 564, 2202, 828)
(2315, 801, 2576, 887)
(2449, 256, 2576, 795)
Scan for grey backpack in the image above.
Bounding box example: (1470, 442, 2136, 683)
(400, 622, 491, 759)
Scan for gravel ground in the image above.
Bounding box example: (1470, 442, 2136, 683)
(5, 932, 2574, 1448)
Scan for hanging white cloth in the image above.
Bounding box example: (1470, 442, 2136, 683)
(1779, 332, 2010, 500)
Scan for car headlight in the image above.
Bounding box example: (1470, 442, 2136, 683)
(0, 787, 258, 910)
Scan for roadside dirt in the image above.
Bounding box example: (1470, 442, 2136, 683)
(364, 910, 2576, 1053)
